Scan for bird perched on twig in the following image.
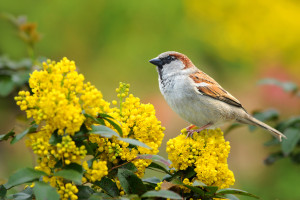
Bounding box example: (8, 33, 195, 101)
(149, 51, 286, 141)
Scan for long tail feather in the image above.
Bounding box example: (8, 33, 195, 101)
(238, 115, 287, 142)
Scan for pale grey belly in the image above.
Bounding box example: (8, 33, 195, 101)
(163, 92, 236, 128)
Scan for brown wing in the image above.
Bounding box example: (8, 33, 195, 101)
(189, 72, 243, 108)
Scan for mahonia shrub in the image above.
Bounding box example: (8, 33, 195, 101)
(164, 128, 235, 192)
(0, 58, 259, 200)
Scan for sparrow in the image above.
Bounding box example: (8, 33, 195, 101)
(149, 51, 286, 141)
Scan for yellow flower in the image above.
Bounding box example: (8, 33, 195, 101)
(167, 128, 235, 189)
(89, 83, 165, 177)
(84, 160, 108, 182)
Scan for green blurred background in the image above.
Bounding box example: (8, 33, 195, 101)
(0, 0, 300, 199)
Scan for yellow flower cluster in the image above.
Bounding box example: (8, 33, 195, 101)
(15, 58, 165, 197)
(166, 128, 235, 189)
(58, 183, 79, 200)
(15, 58, 107, 135)
(56, 135, 87, 165)
(83, 160, 108, 182)
(89, 82, 165, 177)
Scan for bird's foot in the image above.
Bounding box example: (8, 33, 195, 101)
(185, 123, 213, 138)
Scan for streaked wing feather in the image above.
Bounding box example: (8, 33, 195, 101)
(189, 72, 243, 108)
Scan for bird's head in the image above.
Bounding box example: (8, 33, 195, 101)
(149, 51, 195, 77)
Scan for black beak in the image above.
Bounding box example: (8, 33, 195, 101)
(149, 58, 163, 66)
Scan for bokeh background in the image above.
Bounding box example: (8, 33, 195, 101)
(1, 1, 300, 199)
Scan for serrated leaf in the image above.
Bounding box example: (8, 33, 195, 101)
(54, 169, 82, 184)
(117, 168, 146, 195)
(94, 177, 119, 197)
(76, 186, 94, 200)
(90, 125, 119, 138)
(216, 188, 259, 199)
(147, 162, 171, 175)
(4, 168, 47, 189)
(141, 190, 182, 199)
(281, 128, 300, 156)
(11, 124, 38, 144)
(33, 181, 60, 200)
(118, 138, 151, 149)
(0, 130, 15, 141)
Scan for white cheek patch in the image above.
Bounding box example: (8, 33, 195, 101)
(196, 82, 210, 87)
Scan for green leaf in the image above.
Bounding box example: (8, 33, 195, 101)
(117, 168, 146, 195)
(0, 185, 7, 198)
(224, 194, 240, 200)
(89, 192, 112, 200)
(0, 130, 15, 141)
(54, 169, 82, 184)
(281, 128, 300, 156)
(184, 185, 204, 196)
(216, 188, 259, 199)
(63, 163, 84, 173)
(142, 177, 161, 185)
(11, 124, 38, 144)
(183, 166, 197, 179)
(98, 113, 115, 119)
(102, 117, 123, 137)
(120, 162, 137, 172)
(253, 109, 279, 122)
(7, 192, 31, 200)
(192, 180, 207, 187)
(141, 190, 182, 199)
(0, 75, 15, 97)
(49, 130, 62, 145)
(204, 186, 218, 195)
(77, 186, 94, 200)
(94, 177, 119, 197)
(84, 113, 105, 125)
(33, 181, 60, 200)
(118, 138, 151, 149)
(147, 162, 171, 175)
(90, 125, 119, 138)
(4, 167, 47, 189)
(276, 116, 300, 132)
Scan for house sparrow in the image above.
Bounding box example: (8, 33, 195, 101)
(149, 51, 286, 141)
